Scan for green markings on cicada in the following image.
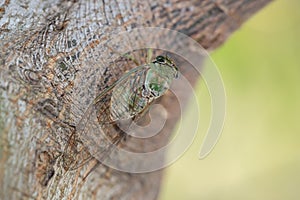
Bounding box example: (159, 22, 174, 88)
(149, 83, 163, 94)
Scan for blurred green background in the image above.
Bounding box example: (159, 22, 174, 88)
(159, 0, 300, 199)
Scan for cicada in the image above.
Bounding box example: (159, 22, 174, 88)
(97, 55, 178, 122)
(68, 53, 179, 173)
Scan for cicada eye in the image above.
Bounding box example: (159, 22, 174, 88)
(155, 56, 165, 63)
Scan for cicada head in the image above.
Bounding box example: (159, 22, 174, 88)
(153, 55, 178, 78)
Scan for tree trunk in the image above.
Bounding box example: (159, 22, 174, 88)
(0, 0, 271, 199)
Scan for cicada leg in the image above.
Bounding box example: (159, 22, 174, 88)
(146, 48, 153, 64)
(104, 43, 141, 67)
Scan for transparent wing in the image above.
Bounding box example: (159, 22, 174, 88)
(66, 64, 151, 170)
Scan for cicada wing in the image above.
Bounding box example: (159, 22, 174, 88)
(76, 64, 148, 133)
(110, 64, 153, 122)
(68, 87, 118, 170)
(67, 65, 150, 170)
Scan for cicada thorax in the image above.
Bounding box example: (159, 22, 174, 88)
(144, 62, 178, 97)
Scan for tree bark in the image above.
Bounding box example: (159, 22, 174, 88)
(0, 0, 271, 199)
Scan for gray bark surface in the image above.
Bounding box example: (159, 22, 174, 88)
(0, 0, 271, 199)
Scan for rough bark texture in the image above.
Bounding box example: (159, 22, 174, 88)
(0, 0, 271, 199)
